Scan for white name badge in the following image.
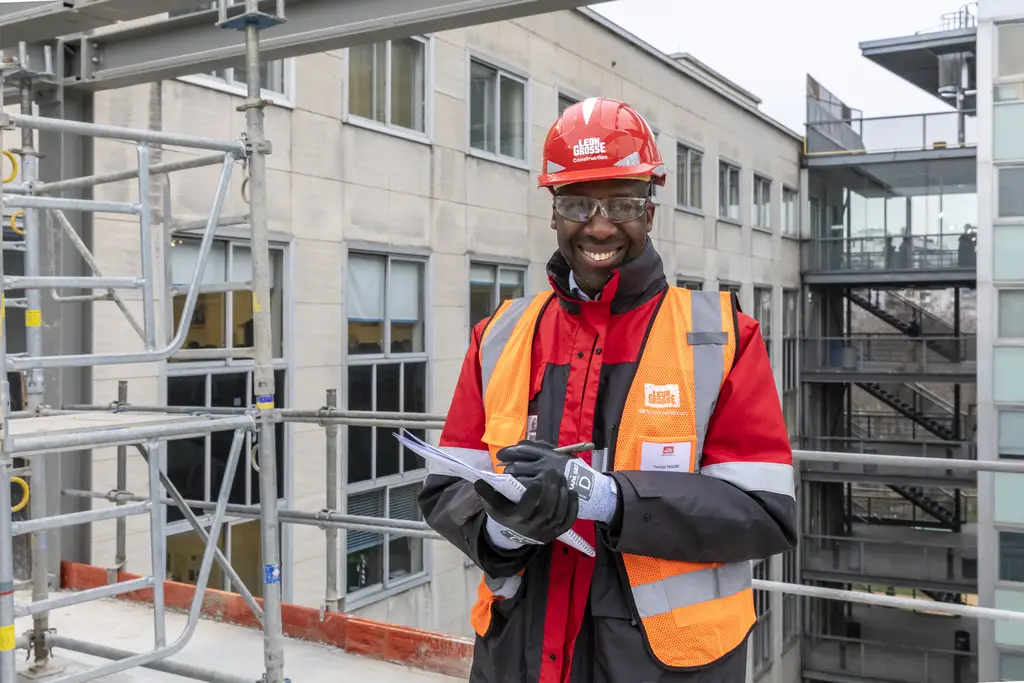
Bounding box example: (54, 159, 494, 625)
(639, 440, 694, 473)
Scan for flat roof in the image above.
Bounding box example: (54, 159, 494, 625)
(12, 588, 467, 683)
(859, 28, 977, 108)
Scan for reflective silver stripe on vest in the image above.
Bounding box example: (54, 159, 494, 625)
(631, 561, 752, 620)
(427, 447, 494, 476)
(701, 461, 795, 499)
(485, 573, 522, 599)
(480, 296, 535, 399)
(688, 291, 728, 470)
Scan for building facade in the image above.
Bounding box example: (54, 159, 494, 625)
(976, 0, 1024, 680)
(0, 3, 805, 670)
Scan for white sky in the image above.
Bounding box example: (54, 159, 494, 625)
(590, 0, 965, 132)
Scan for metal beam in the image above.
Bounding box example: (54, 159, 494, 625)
(69, 0, 593, 91)
(0, 0, 213, 48)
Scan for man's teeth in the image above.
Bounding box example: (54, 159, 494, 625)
(583, 249, 617, 262)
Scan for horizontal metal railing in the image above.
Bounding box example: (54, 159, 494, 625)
(805, 111, 977, 157)
(803, 335, 977, 374)
(803, 632, 974, 683)
(803, 233, 977, 274)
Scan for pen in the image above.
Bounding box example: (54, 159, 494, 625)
(553, 442, 595, 454)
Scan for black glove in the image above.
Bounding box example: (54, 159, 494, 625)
(497, 440, 567, 483)
(474, 467, 578, 545)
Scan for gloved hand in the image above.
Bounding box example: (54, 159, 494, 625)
(474, 466, 578, 546)
(498, 440, 619, 524)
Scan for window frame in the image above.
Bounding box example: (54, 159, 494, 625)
(782, 288, 800, 441)
(996, 165, 1024, 220)
(343, 35, 434, 145)
(719, 281, 742, 298)
(752, 173, 772, 232)
(753, 285, 773, 358)
(781, 548, 799, 646)
(167, 235, 289, 367)
(343, 248, 432, 604)
(166, 518, 283, 598)
(676, 143, 704, 212)
(466, 54, 531, 169)
(170, 2, 295, 107)
(468, 260, 529, 329)
(997, 527, 1024, 585)
(717, 160, 742, 223)
(781, 186, 800, 239)
(751, 559, 773, 677)
(676, 278, 703, 291)
(648, 125, 662, 204)
(555, 88, 584, 117)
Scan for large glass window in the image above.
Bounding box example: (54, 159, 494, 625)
(469, 59, 526, 161)
(346, 252, 429, 598)
(169, 237, 284, 361)
(782, 548, 799, 644)
(1000, 531, 1024, 583)
(168, 2, 288, 98)
(753, 175, 772, 230)
(995, 226, 1024, 281)
(165, 368, 287, 526)
(999, 167, 1024, 218)
(718, 161, 741, 221)
(1002, 652, 1024, 680)
(782, 289, 799, 440)
(1000, 410, 1024, 460)
(677, 145, 703, 210)
(998, 21, 1024, 79)
(999, 290, 1024, 338)
(469, 263, 526, 329)
(995, 347, 1024, 403)
(348, 37, 427, 133)
(166, 519, 280, 599)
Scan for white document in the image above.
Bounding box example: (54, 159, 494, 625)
(394, 430, 596, 557)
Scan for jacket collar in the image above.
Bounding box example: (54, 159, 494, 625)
(546, 237, 667, 315)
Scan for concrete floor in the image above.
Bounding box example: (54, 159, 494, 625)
(12, 590, 466, 682)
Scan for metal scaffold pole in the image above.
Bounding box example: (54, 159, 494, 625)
(0, 42, 13, 683)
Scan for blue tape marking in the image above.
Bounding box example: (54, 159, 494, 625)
(263, 564, 281, 585)
(256, 395, 274, 406)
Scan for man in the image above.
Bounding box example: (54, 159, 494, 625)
(418, 97, 796, 683)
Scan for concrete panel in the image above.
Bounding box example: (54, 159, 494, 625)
(290, 173, 345, 241)
(294, 53, 344, 120)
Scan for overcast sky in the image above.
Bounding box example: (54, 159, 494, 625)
(590, 0, 965, 133)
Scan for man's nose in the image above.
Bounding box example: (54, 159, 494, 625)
(583, 213, 619, 240)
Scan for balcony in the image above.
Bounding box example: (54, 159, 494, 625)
(802, 335, 977, 383)
(803, 233, 976, 285)
(803, 634, 977, 683)
(801, 437, 974, 488)
(802, 531, 976, 594)
(805, 111, 976, 163)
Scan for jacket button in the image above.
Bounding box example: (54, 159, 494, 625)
(595, 348, 602, 354)
(576, 351, 584, 359)
(549, 653, 557, 661)
(644, 513, 653, 522)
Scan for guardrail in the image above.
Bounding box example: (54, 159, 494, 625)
(803, 233, 976, 274)
(805, 111, 977, 157)
(803, 335, 977, 374)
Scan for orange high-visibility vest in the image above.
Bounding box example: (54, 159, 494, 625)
(469, 286, 755, 669)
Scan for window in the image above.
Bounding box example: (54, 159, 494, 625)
(676, 145, 703, 210)
(718, 161, 740, 221)
(1000, 410, 1024, 460)
(469, 59, 526, 161)
(753, 175, 772, 230)
(346, 251, 429, 598)
(165, 368, 287, 526)
(995, 102, 1024, 161)
(995, 226, 1024, 280)
(998, 22, 1024, 79)
(347, 253, 425, 355)
(557, 91, 579, 115)
(751, 560, 773, 676)
(1002, 652, 1024, 680)
(169, 2, 289, 99)
(348, 37, 427, 134)
(649, 126, 661, 204)
(676, 279, 703, 291)
(782, 188, 799, 238)
(469, 263, 526, 329)
(1000, 290, 1024, 338)
(782, 290, 799, 440)
(1001, 531, 1024, 583)
(167, 519, 280, 599)
(170, 237, 285, 361)
(754, 286, 772, 359)
(719, 282, 741, 298)
(998, 167, 1024, 218)
(782, 548, 799, 644)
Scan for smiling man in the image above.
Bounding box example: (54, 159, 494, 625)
(419, 97, 797, 683)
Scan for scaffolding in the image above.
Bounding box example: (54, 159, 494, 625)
(0, 3, 1012, 683)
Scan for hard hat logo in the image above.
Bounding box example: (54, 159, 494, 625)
(538, 96, 667, 190)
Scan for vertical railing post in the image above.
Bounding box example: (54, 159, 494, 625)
(109, 380, 129, 585)
(324, 389, 340, 613)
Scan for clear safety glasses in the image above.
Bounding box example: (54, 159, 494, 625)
(553, 195, 649, 224)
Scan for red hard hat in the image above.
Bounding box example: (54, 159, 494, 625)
(538, 97, 666, 190)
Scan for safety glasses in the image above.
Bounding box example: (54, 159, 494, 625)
(553, 195, 649, 224)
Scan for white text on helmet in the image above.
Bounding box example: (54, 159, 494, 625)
(573, 137, 607, 158)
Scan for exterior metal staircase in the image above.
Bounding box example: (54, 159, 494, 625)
(847, 289, 962, 361)
(856, 382, 958, 440)
(886, 485, 961, 532)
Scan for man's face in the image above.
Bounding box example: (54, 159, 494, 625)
(551, 179, 655, 293)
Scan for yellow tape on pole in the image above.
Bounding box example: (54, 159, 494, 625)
(0, 625, 14, 652)
(25, 310, 40, 327)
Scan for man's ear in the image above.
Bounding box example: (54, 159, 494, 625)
(551, 206, 558, 231)
(645, 203, 656, 233)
